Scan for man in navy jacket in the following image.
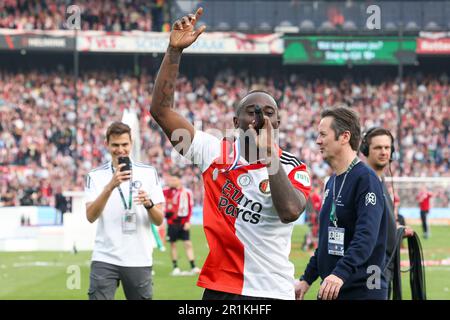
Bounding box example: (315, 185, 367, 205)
(296, 108, 388, 300)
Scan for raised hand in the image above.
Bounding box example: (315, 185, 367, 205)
(170, 7, 206, 50)
(249, 115, 276, 164)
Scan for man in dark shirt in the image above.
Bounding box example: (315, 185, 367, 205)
(296, 108, 388, 300)
(360, 127, 414, 297)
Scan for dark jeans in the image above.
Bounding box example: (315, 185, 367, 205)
(420, 210, 429, 234)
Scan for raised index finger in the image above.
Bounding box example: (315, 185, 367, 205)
(194, 7, 203, 21)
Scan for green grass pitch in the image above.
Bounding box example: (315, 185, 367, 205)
(0, 225, 449, 300)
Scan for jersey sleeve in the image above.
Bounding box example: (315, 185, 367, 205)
(84, 173, 98, 203)
(186, 189, 193, 222)
(286, 163, 312, 199)
(148, 168, 165, 205)
(183, 130, 221, 173)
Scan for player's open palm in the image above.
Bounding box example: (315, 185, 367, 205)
(170, 7, 206, 50)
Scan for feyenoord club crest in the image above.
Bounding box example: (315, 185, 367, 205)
(259, 179, 271, 194)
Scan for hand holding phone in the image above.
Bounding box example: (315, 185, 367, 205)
(118, 156, 131, 172)
(107, 156, 132, 191)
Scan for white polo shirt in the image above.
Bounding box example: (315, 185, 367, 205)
(85, 160, 165, 267)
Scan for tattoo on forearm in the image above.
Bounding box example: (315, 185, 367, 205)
(153, 48, 181, 110)
(167, 47, 182, 65)
(159, 80, 174, 108)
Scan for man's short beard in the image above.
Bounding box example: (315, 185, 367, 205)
(374, 162, 387, 171)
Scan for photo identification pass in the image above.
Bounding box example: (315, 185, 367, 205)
(122, 209, 137, 234)
(328, 226, 345, 256)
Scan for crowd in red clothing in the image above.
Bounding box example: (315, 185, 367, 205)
(1, 69, 449, 208)
(0, 0, 164, 31)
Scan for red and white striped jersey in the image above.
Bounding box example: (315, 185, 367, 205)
(184, 130, 311, 299)
(163, 187, 193, 225)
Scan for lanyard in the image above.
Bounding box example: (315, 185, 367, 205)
(111, 164, 132, 211)
(226, 136, 241, 172)
(213, 136, 264, 180)
(225, 136, 270, 170)
(330, 157, 359, 227)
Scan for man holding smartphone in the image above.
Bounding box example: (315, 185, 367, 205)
(85, 121, 165, 300)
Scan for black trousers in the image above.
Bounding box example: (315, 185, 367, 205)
(420, 210, 429, 234)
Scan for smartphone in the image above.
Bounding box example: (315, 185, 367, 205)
(254, 105, 264, 131)
(118, 156, 131, 172)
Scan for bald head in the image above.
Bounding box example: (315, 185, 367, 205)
(233, 90, 280, 131)
(235, 91, 278, 116)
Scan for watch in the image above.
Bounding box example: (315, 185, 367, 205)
(144, 200, 155, 210)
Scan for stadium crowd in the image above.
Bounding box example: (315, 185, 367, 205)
(0, 69, 449, 208)
(0, 0, 165, 31)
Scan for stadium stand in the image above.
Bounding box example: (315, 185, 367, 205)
(0, 0, 164, 31)
(1, 68, 448, 207)
(1, 1, 449, 33)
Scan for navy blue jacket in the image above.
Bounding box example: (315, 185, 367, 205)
(302, 161, 388, 299)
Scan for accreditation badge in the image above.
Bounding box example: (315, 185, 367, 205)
(122, 209, 137, 234)
(328, 226, 345, 256)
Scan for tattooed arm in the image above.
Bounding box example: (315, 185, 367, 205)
(150, 8, 206, 154)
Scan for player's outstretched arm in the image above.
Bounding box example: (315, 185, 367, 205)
(150, 8, 206, 154)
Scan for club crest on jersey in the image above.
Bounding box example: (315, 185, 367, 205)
(237, 174, 252, 188)
(132, 180, 142, 189)
(259, 179, 271, 194)
(294, 171, 311, 187)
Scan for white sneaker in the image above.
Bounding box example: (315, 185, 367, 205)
(171, 267, 181, 276)
(190, 267, 201, 274)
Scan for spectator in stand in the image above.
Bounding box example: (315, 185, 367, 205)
(0, 0, 161, 31)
